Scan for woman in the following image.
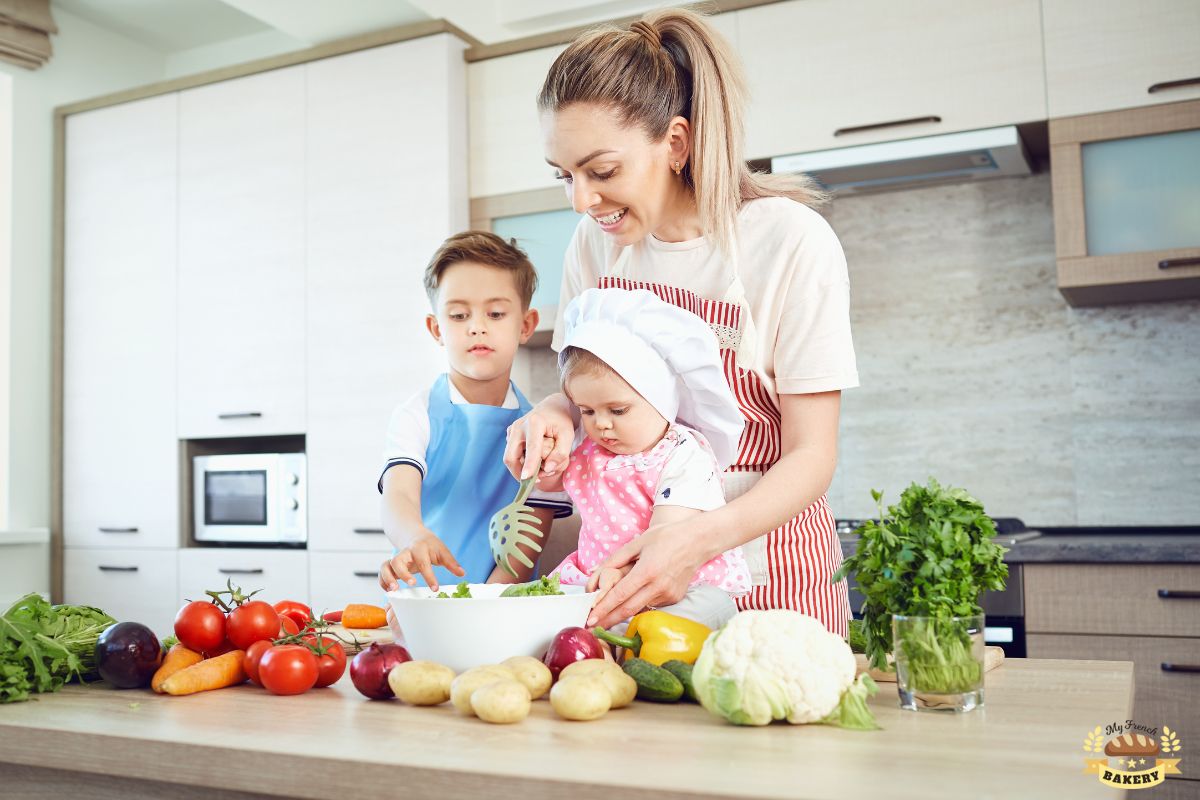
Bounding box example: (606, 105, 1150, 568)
(505, 8, 858, 636)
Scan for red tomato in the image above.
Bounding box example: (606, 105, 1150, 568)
(304, 635, 347, 688)
(273, 600, 312, 629)
(204, 638, 237, 658)
(259, 645, 318, 696)
(173, 601, 226, 653)
(279, 615, 300, 636)
(226, 601, 281, 650)
(244, 639, 274, 687)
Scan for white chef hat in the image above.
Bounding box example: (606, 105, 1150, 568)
(558, 288, 745, 469)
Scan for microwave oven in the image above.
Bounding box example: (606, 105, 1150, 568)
(193, 453, 306, 544)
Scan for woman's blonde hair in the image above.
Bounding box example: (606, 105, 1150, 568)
(538, 7, 824, 254)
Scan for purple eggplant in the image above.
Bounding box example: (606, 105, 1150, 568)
(542, 626, 606, 680)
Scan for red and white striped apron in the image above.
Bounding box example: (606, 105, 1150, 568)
(599, 264, 850, 638)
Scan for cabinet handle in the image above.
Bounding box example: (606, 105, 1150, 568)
(1157, 589, 1200, 599)
(353, 528, 385, 535)
(353, 570, 377, 578)
(217, 412, 263, 420)
(98, 565, 138, 572)
(1148, 77, 1200, 94)
(1161, 663, 1200, 674)
(834, 115, 941, 137)
(98, 527, 138, 534)
(1159, 257, 1200, 270)
(218, 568, 264, 575)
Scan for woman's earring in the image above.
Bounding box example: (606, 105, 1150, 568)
(673, 161, 683, 176)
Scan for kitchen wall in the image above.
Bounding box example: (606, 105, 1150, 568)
(519, 174, 1200, 527)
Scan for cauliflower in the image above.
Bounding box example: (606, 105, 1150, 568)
(692, 610, 879, 729)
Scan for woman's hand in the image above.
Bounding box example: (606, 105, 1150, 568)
(586, 520, 709, 628)
(378, 530, 464, 592)
(504, 393, 575, 480)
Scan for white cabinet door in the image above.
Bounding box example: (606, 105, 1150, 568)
(305, 36, 463, 552)
(739, 0, 1047, 160)
(309, 551, 393, 614)
(63, 94, 179, 550)
(64, 548, 179, 637)
(1043, 0, 1200, 118)
(468, 44, 565, 198)
(177, 66, 306, 439)
(178, 548, 309, 607)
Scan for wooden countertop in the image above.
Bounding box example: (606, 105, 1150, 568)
(0, 658, 1132, 800)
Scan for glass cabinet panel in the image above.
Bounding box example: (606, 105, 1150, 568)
(492, 208, 580, 309)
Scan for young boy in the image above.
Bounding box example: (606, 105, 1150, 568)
(377, 232, 571, 593)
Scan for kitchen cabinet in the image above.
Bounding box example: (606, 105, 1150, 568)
(1025, 562, 1200, 795)
(176, 66, 307, 439)
(308, 551, 393, 613)
(738, 0, 1046, 161)
(1042, 0, 1200, 119)
(62, 94, 179, 550)
(1049, 99, 1200, 305)
(62, 548, 178, 637)
(177, 548, 309, 608)
(305, 36, 464, 553)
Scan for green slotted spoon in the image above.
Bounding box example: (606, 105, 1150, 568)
(488, 476, 544, 578)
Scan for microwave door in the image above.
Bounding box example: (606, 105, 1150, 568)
(198, 466, 271, 542)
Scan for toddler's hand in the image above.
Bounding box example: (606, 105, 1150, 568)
(379, 531, 465, 593)
(586, 567, 625, 606)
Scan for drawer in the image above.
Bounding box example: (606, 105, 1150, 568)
(309, 551, 393, 616)
(1027, 633, 1200, 755)
(1025, 564, 1200, 636)
(63, 547, 179, 637)
(178, 548, 309, 608)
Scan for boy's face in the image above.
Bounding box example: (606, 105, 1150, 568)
(565, 367, 669, 455)
(427, 261, 538, 385)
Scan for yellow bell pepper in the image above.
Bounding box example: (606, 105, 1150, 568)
(594, 610, 712, 666)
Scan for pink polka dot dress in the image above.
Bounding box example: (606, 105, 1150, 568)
(552, 425, 751, 595)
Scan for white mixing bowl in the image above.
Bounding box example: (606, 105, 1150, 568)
(385, 583, 598, 673)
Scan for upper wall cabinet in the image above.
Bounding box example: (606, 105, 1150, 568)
(306, 36, 465, 552)
(63, 94, 180, 549)
(1043, 0, 1200, 119)
(177, 66, 307, 439)
(739, 0, 1046, 160)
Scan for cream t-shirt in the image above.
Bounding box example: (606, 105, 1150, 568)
(551, 196, 859, 401)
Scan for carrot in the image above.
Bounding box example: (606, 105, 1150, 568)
(151, 644, 204, 693)
(160, 650, 247, 696)
(341, 603, 387, 629)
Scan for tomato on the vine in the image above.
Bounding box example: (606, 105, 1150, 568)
(174, 601, 226, 653)
(244, 639, 274, 687)
(273, 600, 312, 629)
(259, 645, 319, 696)
(304, 635, 347, 688)
(279, 615, 300, 636)
(226, 601, 281, 650)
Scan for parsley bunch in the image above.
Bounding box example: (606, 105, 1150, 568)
(833, 479, 1008, 672)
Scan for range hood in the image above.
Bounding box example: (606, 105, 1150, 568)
(770, 125, 1032, 194)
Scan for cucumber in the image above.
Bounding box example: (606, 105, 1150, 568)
(661, 660, 697, 702)
(622, 657, 683, 702)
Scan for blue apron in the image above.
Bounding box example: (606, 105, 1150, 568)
(415, 374, 532, 586)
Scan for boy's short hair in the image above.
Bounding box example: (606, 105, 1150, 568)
(423, 231, 538, 309)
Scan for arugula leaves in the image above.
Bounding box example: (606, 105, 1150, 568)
(833, 479, 1008, 671)
(0, 594, 116, 703)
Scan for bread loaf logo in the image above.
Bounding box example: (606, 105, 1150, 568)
(1082, 721, 1184, 788)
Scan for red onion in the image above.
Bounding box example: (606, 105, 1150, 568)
(350, 642, 412, 699)
(543, 626, 607, 680)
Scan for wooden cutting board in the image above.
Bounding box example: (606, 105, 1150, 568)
(323, 624, 393, 654)
(854, 646, 1005, 683)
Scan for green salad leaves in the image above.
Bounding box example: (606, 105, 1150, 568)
(0, 593, 116, 703)
(833, 479, 1008, 672)
(499, 573, 564, 597)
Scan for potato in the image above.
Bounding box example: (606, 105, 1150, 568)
(559, 659, 637, 709)
(450, 665, 516, 715)
(388, 660, 456, 706)
(550, 675, 612, 721)
(470, 679, 532, 724)
(501, 656, 552, 700)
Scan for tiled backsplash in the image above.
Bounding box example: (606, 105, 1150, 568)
(517, 174, 1200, 527)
